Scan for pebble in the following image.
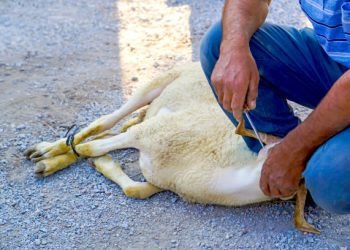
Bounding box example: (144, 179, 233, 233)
(307, 217, 314, 224)
(238, 229, 248, 236)
(0, 160, 8, 165)
(34, 239, 41, 246)
(16, 124, 26, 131)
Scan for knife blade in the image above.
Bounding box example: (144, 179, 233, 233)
(243, 111, 264, 149)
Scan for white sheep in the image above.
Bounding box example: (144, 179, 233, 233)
(25, 62, 319, 234)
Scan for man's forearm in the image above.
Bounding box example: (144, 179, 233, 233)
(221, 0, 271, 51)
(284, 70, 350, 157)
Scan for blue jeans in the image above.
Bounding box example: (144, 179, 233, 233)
(200, 21, 350, 214)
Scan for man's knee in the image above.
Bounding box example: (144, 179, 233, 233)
(304, 128, 350, 214)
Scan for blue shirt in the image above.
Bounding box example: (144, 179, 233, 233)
(300, 0, 350, 68)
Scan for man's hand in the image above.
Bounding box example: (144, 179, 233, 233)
(260, 140, 308, 198)
(211, 43, 259, 120)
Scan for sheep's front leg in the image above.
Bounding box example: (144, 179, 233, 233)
(92, 155, 163, 199)
(30, 131, 124, 177)
(34, 150, 78, 177)
(24, 114, 123, 162)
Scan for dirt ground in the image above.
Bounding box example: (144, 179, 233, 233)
(1, 0, 349, 249)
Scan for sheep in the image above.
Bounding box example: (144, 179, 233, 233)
(25, 62, 319, 234)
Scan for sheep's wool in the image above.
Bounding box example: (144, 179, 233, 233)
(127, 62, 270, 206)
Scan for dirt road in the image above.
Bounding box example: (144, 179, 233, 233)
(1, 0, 349, 249)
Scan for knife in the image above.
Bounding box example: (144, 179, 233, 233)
(243, 111, 264, 149)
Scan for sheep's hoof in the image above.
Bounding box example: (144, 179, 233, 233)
(123, 183, 163, 200)
(295, 219, 320, 234)
(34, 151, 79, 177)
(25, 139, 70, 161)
(124, 185, 144, 199)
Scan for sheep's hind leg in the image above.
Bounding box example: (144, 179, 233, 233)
(120, 109, 147, 133)
(25, 69, 181, 162)
(92, 155, 163, 199)
(294, 183, 320, 234)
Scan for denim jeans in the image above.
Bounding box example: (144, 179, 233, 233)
(200, 21, 350, 214)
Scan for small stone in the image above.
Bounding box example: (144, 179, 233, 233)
(18, 133, 26, 139)
(307, 237, 314, 243)
(16, 124, 26, 130)
(171, 197, 178, 203)
(34, 239, 41, 246)
(239, 229, 248, 236)
(119, 222, 129, 229)
(0, 160, 8, 165)
(341, 220, 349, 226)
(171, 240, 177, 244)
(307, 217, 314, 224)
(131, 77, 138, 82)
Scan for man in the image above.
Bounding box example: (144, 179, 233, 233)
(200, 0, 350, 214)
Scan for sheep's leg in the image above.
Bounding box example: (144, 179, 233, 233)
(75, 129, 139, 157)
(236, 119, 319, 233)
(92, 155, 163, 199)
(120, 109, 147, 133)
(25, 69, 180, 162)
(34, 150, 79, 177)
(32, 131, 119, 177)
(235, 118, 281, 145)
(294, 183, 320, 234)
(32, 109, 147, 176)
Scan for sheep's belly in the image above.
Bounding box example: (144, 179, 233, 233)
(139, 152, 270, 206)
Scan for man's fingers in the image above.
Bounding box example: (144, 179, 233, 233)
(210, 70, 224, 104)
(259, 173, 271, 196)
(212, 79, 224, 104)
(216, 87, 224, 104)
(231, 78, 249, 120)
(269, 185, 282, 198)
(246, 73, 259, 110)
(279, 184, 298, 198)
(222, 85, 233, 111)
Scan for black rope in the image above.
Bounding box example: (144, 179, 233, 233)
(65, 124, 80, 157)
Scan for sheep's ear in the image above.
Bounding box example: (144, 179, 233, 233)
(235, 118, 281, 146)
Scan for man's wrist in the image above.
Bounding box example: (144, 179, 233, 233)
(220, 36, 250, 53)
(282, 126, 317, 160)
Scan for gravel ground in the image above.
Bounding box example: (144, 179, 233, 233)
(1, 0, 349, 249)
